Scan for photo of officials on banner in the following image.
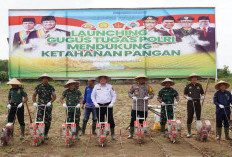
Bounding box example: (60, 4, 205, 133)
(9, 8, 216, 79)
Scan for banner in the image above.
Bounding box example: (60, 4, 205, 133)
(9, 8, 216, 79)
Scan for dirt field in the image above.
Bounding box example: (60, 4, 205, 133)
(1, 82, 232, 157)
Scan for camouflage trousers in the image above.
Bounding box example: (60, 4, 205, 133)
(36, 106, 52, 127)
(160, 106, 174, 125)
(66, 108, 81, 129)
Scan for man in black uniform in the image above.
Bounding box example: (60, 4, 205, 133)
(184, 73, 205, 138)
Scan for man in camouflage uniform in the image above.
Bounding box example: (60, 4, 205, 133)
(184, 73, 204, 138)
(32, 73, 56, 140)
(158, 78, 179, 135)
(60, 79, 83, 139)
(7, 78, 28, 140)
(128, 74, 154, 139)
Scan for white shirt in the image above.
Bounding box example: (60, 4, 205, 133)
(91, 83, 116, 105)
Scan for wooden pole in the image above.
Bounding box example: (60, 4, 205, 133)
(202, 78, 210, 106)
(19, 79, 33, 123)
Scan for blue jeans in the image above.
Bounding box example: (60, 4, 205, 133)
(83, 107, 97, 122)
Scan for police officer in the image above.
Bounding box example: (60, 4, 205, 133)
(158, 78, 179, 135)
(91, 74, 116, 140)
(60, 79, 83, 139)
(32, 73, 56, 140)
(128, 74, 154, 139)
(184, 73, 205, 138)
(214, 80, 232, 140)
(13, 18, 36, 50)
(7, 78, 28, 140)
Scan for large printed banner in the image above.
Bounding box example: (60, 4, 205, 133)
(9, 8, 216, 78)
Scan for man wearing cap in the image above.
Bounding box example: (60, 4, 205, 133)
(91, 75, 116, 140)
(184, 73, 205, 138)
(175, 16, 203, 39)
(7, 78, 28, 140)
(80, 78, 97, 136)
(214, 81, 232, 140)
(196, 16, 215, 52)
(60, 79, 83, 139)
(32, 73, 56, 140)
(27, 16, 70, 46)
(128, 74, 154, 139)
(159, 16, 181, 42)
(13, 18, 36, 50)
(158, 78, 179, 135)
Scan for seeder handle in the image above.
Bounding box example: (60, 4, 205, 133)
(35, 104, 47, 124)
(135, 98, 146, 122)
(163, 104, 175, 121)
(65, 106, 77, 124)
(98, 106, 109, 124)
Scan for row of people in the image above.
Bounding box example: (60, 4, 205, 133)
(6, 73, 231, 141)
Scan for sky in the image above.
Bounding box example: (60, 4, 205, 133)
(1, 0, 232, 70)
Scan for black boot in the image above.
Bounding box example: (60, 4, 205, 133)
(44, 125, 50, 140)
(111, 128, 115, 140)
(216, 127, 222, 140)
(187, 124, 192, 138)
(225, 127, 232, 140)
(20, 125, 25, 140)
(127, 127, 134, 139)
(80, 122, 87, 136)
(161, 125, 165, 135)
(92, 121, 97, 135)
(75, 126, 79, 140)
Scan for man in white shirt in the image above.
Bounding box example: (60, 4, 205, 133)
(91, 74, 117, 140)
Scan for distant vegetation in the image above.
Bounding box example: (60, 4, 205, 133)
(0, 60, 231, 82)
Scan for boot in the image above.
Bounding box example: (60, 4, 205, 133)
(161, 125, 165, 135)
(20, 125, 25, 140)
(44, 125, 50, 140)
(111, 128, 115, 140)
(92, 121, 97, 135)
(127, 127, 134, 139)
(216, 127, 222, 140)
(80, 122, 87, 136)
(75, 126, 80, 140)
(187, 124, 192, 138)
(224, 127, 232, 140)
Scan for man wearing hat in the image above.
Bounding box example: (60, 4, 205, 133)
(214, 80, 232, 140)
(91, 75, 117, 140)
(158, 78, 179, 135)
(196, 16, 215, 52)
(13, 17, 36, 50)
(27, 16, 70, 46)
(80, 78, 97, 136)
(184, 73, 205, 138)
(32, 73, 56, 140)
(60, 79, 83, 139)
(159, 16, 181, 42)
(128, 74, 154, 139)
(175, 16, 203, 39)
(7, 78, 28, 139)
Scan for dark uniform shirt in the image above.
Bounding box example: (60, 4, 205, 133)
(34, 83, 55, 104)
(184, 83, 204, 99)
(128, 83, 154, 111)
(175, 28, 203, 40)
(214, 90, 232, 114)
(61, 88, 82, 106)
(158, 87, 179, 104)
(8, 87, 27, 104)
